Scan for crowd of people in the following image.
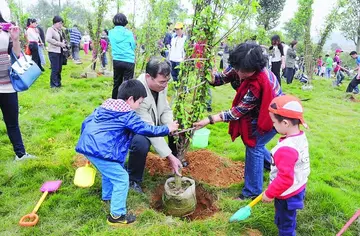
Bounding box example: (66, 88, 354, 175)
(1, 9, 359, 235)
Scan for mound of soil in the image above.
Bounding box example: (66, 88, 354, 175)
(73, 154, 87, 168)
(146, 150, 244, 188)
(151, 184, 218, 220)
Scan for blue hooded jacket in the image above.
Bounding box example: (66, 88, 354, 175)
(75, 99, 169, 165)
(108, 26, 136, 63)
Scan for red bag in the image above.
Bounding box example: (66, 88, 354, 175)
(25, 44, 31, 55)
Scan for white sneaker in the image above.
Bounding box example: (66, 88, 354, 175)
(14, 153, 37, 161)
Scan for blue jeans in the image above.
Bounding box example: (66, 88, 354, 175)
(325, 68, 331, 78)
(275, 189, 306, 236)
(38, 45, 46, 65)
(242, 128, 277, 198)
(86, 155, 129, 217)
(336, 71, 345, 85)
(71, 42, 80, 60)
(170, 61, 180, 82)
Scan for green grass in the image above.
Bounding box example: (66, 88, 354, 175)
(1, 55, 360, 235)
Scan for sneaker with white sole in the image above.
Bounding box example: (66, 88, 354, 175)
(14, 153, 37, 161)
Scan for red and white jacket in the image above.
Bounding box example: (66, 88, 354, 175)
(265, 131, 310, 199)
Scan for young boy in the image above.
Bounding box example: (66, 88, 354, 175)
(325, 54, 333, 78)
(262, 95, 310, 236)
(75, 80, 179, 225)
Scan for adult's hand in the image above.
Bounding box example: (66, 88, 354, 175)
(207, 68, 217, 84)
(167, 154, 183, 176)
(193, 118, 210, 130)
(167, 121, 179, 133)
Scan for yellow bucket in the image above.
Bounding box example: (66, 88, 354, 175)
(74, 161, 96, 188)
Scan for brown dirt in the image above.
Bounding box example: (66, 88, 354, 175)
(243, 229, 263, 236)
(73, 154, 87, 168)
(151, 184, 218, 220)
(146, 150, 244, 188)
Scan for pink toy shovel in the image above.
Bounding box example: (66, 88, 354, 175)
(336, 210, 360, 236)
(19, 180, 62, 227)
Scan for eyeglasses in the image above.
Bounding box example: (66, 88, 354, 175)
(153, 76, 171, 86)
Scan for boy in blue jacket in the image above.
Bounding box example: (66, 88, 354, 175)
(75, 80, 179, 226)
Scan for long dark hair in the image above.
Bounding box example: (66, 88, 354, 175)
(0, 12, 7, 23)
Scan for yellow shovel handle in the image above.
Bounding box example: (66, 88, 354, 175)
(32, 191, 48, 213)
(248, 193, 263, 208)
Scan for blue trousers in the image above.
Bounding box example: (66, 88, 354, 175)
(170, 61, 180, 82)
(86, 155, 129, 217)
(275, 189, 306, 236)
(242, 128, 277, 198)
(325, 68, 331, 78)
(38, 45, 46, 65)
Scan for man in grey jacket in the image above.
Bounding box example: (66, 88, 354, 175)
(128, 57, 182, 193)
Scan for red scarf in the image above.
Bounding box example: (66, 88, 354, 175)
(228, 70, 275, 147)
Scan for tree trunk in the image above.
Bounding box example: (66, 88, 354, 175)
(357, 37, 360, 53)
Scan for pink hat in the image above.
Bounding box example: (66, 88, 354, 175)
(335, 49, 343, 53)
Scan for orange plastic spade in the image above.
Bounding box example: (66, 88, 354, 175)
(19, 180, 62, 227)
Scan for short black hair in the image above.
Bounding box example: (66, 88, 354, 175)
(271, 34, 281, 42)
(167, 22, 172, 27)
(228, 43, 267, 73)
(103, 29, 108, 35)
(270, 103, 300, 126)
(27, 18, 36, 27)
(146, 56, 171, 78)
(53, 16, 63, 24)
(350, 51, 357, 56)
(113, 13, 128, 26)
(325, 54, 329, 57)
(73, 24, 78, 28)
(117, 80, 147, 101)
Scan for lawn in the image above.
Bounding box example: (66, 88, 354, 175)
(0, 56, 360, 235)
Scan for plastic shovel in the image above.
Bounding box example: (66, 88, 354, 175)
(336, 209, 360, 236)
(74, 160, 96, 188)
(19, 180, 62, 227)
(229, 193, 263, 222)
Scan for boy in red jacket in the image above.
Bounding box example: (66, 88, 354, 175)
(263, 95, 310, 236)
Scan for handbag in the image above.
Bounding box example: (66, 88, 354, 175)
(10, 50, 41, 92)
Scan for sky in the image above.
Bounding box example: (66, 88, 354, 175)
(0, 0, 346, 40)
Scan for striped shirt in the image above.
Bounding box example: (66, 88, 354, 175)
(69, 27, 82, 44)
(215, 67, 282, 122)
(0, 30, 15, 93)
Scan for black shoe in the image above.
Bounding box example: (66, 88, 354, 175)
(107, 213, 136, 226)
(129, 181, 144, 194)
(234, 193, 257, 201)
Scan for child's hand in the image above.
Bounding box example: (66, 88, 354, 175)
(262, 192, 273, 203)
(167, 121, 179, 133)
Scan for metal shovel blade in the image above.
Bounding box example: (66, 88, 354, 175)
(229, 205, 252, 222)
(74, 163, 96, 188)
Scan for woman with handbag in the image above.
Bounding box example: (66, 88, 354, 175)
(45, 16, 66, 88)
(0, 12, 35, 161)
(26, 18, 44, 72)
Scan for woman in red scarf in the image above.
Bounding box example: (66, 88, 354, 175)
(194, 43, 283, 200)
